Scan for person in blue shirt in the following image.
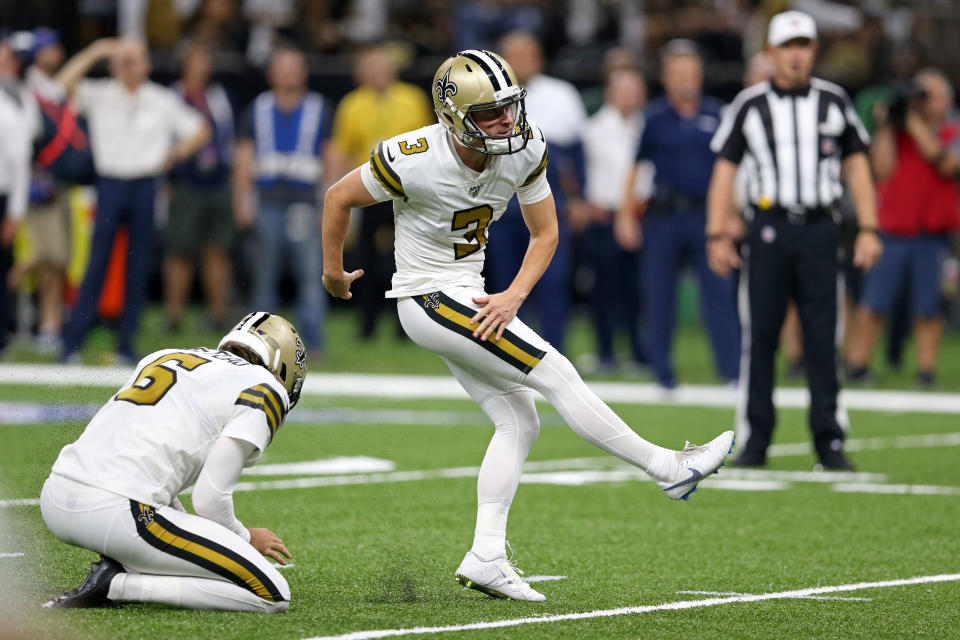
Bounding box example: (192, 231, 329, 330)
(615, 40, 740, 389)
(233, 46, 331, 361)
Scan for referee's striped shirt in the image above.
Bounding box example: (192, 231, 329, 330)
(710, 77, 871, 211)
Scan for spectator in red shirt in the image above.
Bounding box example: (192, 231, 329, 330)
(846, 68, 960, 387)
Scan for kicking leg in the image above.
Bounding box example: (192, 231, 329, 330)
(524, 349, 733, 498)
(524, 349, 675, 479)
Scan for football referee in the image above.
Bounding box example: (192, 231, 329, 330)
(705, 11, 883, 470)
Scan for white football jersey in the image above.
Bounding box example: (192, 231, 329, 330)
(359, 122, 552, 297)
(51, 347, 290, 508)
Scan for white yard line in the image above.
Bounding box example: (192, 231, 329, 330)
(524, 575, 566, 583)
(519, 471, 788, 491)
(303, 573, 960, 640)
(233, 458, 614, 493)
(769, 432, 960, 458)
(832, 483, 960, 496)
(0, 498, 39, 507)
(4, 365, 960, 414)
(0, 552, 25, 559)
(675, 590, 872, 602)
(3, 458, 958, 507)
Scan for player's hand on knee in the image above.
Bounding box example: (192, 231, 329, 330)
(248, 527, 292, 565)
(470, 291, 522, 342)
(322, 269, 365, 299)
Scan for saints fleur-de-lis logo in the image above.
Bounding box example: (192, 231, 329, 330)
(435, 69, 458, 103)
(424, 293, 441, 309)
(138, 507, 155, 526)
(295, 337, 306, 370)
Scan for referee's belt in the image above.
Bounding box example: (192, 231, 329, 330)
(753, 204, 833, 225)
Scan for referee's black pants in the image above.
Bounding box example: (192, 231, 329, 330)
(738, 213, 846, 460)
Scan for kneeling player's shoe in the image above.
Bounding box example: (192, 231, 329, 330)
(42, 555, 124, 609)
(658, 430, 735, 501)
(455, 550, 545, 602)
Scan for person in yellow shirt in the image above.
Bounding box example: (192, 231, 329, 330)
(327, 46, 433, 339)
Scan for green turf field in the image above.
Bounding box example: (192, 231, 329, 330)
(2, 308, 959, 639)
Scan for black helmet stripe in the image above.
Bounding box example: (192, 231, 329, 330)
(482, 50, 513, 87)
(239, 311, 271, 331)
(250, 313, 271, 329)
(460, 50, 503, 92)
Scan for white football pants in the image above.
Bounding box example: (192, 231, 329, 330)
(41, 473, 289, 612)
(397, 287, 673, 558)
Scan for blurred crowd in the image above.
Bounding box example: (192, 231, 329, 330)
(0, 0, 958, 387)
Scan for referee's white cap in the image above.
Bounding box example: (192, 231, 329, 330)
(767, 11, 818, 46)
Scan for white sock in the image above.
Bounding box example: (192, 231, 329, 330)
(471, 392, 540, 561)
(526, 350, 676, 481)
(109, 573, 288, 613)
(471, 502, 510, 560)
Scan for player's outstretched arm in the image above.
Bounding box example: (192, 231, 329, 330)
(321, 167, 377, 299)
(471, 194, 558, 341)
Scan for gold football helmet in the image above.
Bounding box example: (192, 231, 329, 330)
(432, 49, 530, 155)
(218, 312, 307, 407)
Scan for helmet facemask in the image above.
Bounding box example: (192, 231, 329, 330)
(457, 87, 530, 155)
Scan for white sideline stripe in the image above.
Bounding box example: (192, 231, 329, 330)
(5, 364, 960, 414)
(0, 552, 25, 559)
(832, 483, 960, 496)
(676, 590, 872, 602)
(304, 573, 960, 640)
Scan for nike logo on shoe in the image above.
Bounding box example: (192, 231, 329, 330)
(664, 468, 703, 492)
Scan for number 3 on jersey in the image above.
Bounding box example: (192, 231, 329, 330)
(452, 204, 493, 260)
(115, 352, 211, 406)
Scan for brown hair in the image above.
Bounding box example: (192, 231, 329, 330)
(221, 343, 265, 368)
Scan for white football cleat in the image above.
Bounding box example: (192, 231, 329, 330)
(658, 430, 735, 501)
(455, 550, 546, 602)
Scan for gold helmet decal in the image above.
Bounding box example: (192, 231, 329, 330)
(435, 68, 458, 104)
(432, 49, 531, 155)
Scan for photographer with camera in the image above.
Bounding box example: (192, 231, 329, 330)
(846, 69, 960, 387)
